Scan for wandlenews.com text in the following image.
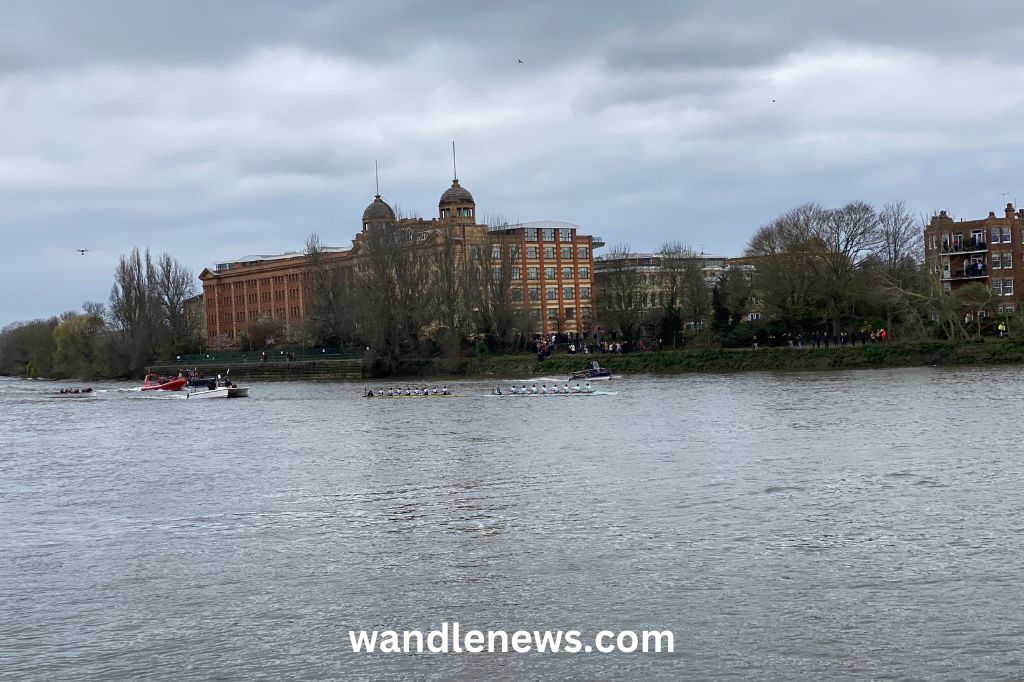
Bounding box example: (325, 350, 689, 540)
(349, 622, 674, 654)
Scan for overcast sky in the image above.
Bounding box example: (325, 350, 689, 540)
(3, 0, 1024, 325)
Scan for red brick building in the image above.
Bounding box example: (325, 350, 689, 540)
(924, 203, 1023, 314)
(198, 176, 603, 347)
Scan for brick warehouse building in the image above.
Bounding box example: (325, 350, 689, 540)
(924, 203, 1023, 314)
(198, 175, 604, 347)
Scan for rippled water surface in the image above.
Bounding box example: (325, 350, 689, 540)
(3, 367, 1024, 680)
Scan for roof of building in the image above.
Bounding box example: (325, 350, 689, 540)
(594, 252, 729, 262)
(213, 247, 349, 271)
(487, 219, 582, 233)
(362, 194, 396, 223)
(439, 179, 474, 205)
(514, 220, 580, 229)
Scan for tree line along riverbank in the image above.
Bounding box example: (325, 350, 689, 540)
(144, 339, 1024, 381)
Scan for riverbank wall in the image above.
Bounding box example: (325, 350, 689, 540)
(145, 339, 1024, 381)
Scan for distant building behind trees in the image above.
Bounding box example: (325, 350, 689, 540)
(593, 245, 753, 345)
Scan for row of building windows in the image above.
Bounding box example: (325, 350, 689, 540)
(529, 266, 589, 279)
(440, 207, 475, 218)
(490, 266, 593, 281)
(209, 306, 304, 325)
(209, 289, 303, 306)
(524, 228, 575, 242)
(230, 289, 303, 304)
(511, 287, 591, 301)
(206, 276, 297, 295)
(491, 245, 590, 260)
(929, 228, 1021, 251)
(546, 306, 591, 320)
(218, 273, 304, 291)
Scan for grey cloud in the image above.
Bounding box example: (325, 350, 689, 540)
(5, 1, 1024, 323)
(4, 0, 1024, 77)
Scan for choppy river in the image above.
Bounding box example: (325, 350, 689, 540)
(2, 367, 1024, 680)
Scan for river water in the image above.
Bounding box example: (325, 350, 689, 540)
(2, 367, 1024, 680)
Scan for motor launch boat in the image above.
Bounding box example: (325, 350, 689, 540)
(140, 375, 187, 391)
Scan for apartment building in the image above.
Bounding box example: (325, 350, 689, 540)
(924, 203, 1023, 314)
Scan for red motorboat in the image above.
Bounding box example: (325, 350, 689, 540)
(140, 374, 187, 391)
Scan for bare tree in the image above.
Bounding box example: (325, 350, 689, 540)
(597, 243, 648, 342)
(812, 201, 883, 337)
(954, 282, 996, 339)
(879, 267, 936, 340)
(246, 314, 287, 349)
(303, 232, 353, 346)
(680, 258, 711, 334)
(154, 252, 196, 344)
(109, 247, 160, 370)
(878, 201, 924, 277)
(655, 241, 699, 345)
(712, 266, 753, 329)
(352, 216, 431, 370)
(870, 201, 926, 335)
(657, 241, 695, 312)
(475, 227, 524, 350)
(427, 222, 473, 354)
(744, 204, 824, 323)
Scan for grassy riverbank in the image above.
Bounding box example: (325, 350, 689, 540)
(145, 339, 1024, 381)
(417, 339, 1024, 377)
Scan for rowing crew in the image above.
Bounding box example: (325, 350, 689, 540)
(495, 383, 593, 395)
(367, 386, 450, 397)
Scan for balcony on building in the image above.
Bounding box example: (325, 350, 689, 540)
(940, 236, 987, 254)
(941, 263, 989, 281)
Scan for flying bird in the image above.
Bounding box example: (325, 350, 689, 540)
(77, 249, 89, 255)
(518, 58, 524, 64)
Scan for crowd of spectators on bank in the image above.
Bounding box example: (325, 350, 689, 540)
(750, 329, 888, 349)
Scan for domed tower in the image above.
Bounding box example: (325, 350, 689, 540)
(361, 193, 395, 232)
(438, 178, 475, 223)
(439, 143, 476, 223)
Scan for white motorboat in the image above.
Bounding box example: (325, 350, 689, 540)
(185, 373, 249, 399)
(185, 385, 249, 399)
